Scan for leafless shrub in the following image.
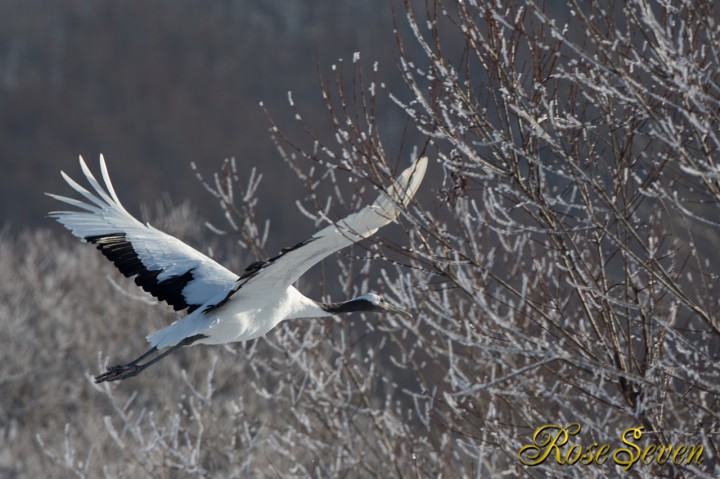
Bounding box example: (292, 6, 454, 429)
(264, 0, 720, 476)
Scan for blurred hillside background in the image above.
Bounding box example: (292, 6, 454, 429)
(0, 0, 404, 234)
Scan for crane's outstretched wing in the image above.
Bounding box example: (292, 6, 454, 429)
(47, 156, 239, 313)
(210, 157, 428, 310)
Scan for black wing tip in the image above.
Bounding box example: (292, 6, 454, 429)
(86, 232, 198, 312)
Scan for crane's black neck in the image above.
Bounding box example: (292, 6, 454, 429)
(317, 298, 378, 315)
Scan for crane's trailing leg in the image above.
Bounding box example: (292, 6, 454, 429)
(95, 335, 204, 383)
(95, 346, 158, 383)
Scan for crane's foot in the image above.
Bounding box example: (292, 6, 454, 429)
(95, 363, 142, 383)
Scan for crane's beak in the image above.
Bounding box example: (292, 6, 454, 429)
(383, 301, 413, 318)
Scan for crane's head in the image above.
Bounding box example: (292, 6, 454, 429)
(350, 293, 413, 318)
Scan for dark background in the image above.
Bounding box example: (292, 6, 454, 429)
(0, 0, 408, 243)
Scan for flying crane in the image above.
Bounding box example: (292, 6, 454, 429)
(48, 156, 427, 383)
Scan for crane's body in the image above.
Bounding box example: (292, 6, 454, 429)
(152, 284, 327, 347)
(48, 155, 427, 382)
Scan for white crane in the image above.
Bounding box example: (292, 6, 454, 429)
(48, 155, 427, 383)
